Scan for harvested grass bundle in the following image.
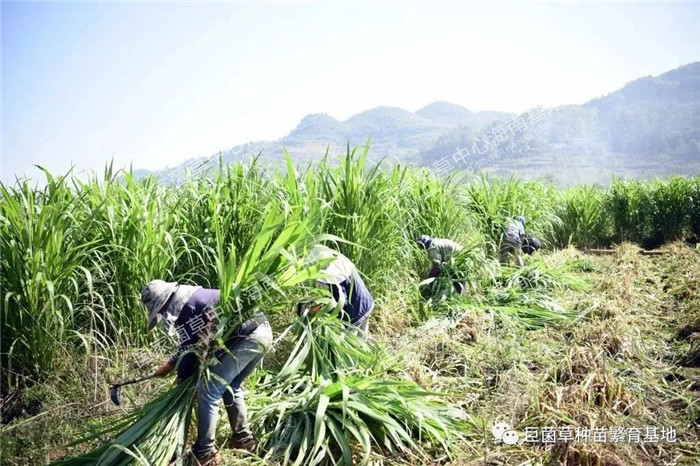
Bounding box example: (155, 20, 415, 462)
(480, 290, 577, 329)
(275, 311, 389, 380)
(249, 312, 472, 465)
(250, 373, 468, 465)
(52, 378, 196, 465)
(418, 253, 583, 329)
(500, 261, 588, 292)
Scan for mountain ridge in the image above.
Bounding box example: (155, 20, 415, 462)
(144, 62, 700, 185)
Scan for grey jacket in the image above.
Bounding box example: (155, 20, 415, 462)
(505, 220, 525, 242)
(427, 238, 462, 277)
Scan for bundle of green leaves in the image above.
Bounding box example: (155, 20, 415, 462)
(248, 311, 473, 465)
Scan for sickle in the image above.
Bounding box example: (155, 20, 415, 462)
(109, 374, 157, 406)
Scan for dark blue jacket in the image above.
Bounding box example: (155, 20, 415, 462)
(167, 288, 265, 380)
(326, 271, 374, 325)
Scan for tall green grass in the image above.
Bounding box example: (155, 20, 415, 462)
(461, 175, 561, 252)
(0, 169, 115, 381)
(2, 149, 698, 392)
(554, 185, 608, 248)
(557, 176, 700, 248)
(4, 147, 699, 465)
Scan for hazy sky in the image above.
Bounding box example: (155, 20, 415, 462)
(3, 2, 699, 183)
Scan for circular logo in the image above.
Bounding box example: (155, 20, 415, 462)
(502, 429, 520, 445)
(491, 422, 511, 441)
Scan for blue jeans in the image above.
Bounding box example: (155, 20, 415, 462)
(351, 309, 372, 338)
(192, 322, 273, 457)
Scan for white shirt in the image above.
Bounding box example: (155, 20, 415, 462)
(306, 245, 355, 285)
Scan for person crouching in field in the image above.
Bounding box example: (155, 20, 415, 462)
(416, 235, 465, 294)
(501, 216, 527, 267)
(297, 245, 374, 337)
(141, 280, 272, 466)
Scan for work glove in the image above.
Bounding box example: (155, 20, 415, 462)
(154, 362, 175, 377)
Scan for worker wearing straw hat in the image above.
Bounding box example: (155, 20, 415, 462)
(141, 280, 272, 465)
(298, 245, 374, 336)
(416, 235, 465, 293)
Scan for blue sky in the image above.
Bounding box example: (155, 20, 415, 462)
(3, 2, 699, 183)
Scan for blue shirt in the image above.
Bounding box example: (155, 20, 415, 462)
(166, 288, 266, 380)
(325, 270, 374, 325)
(167, 288, 220, 380)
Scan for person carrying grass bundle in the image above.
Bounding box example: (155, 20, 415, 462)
(297, 245, 374, 336)
(416, 235, 465, 294)
(501, 216, 527, 267)
(141, 280, 272, 466)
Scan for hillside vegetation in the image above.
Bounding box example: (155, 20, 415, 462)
(140, 62, 700, 186)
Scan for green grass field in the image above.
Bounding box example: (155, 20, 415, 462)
(1, 147, 699, 465)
